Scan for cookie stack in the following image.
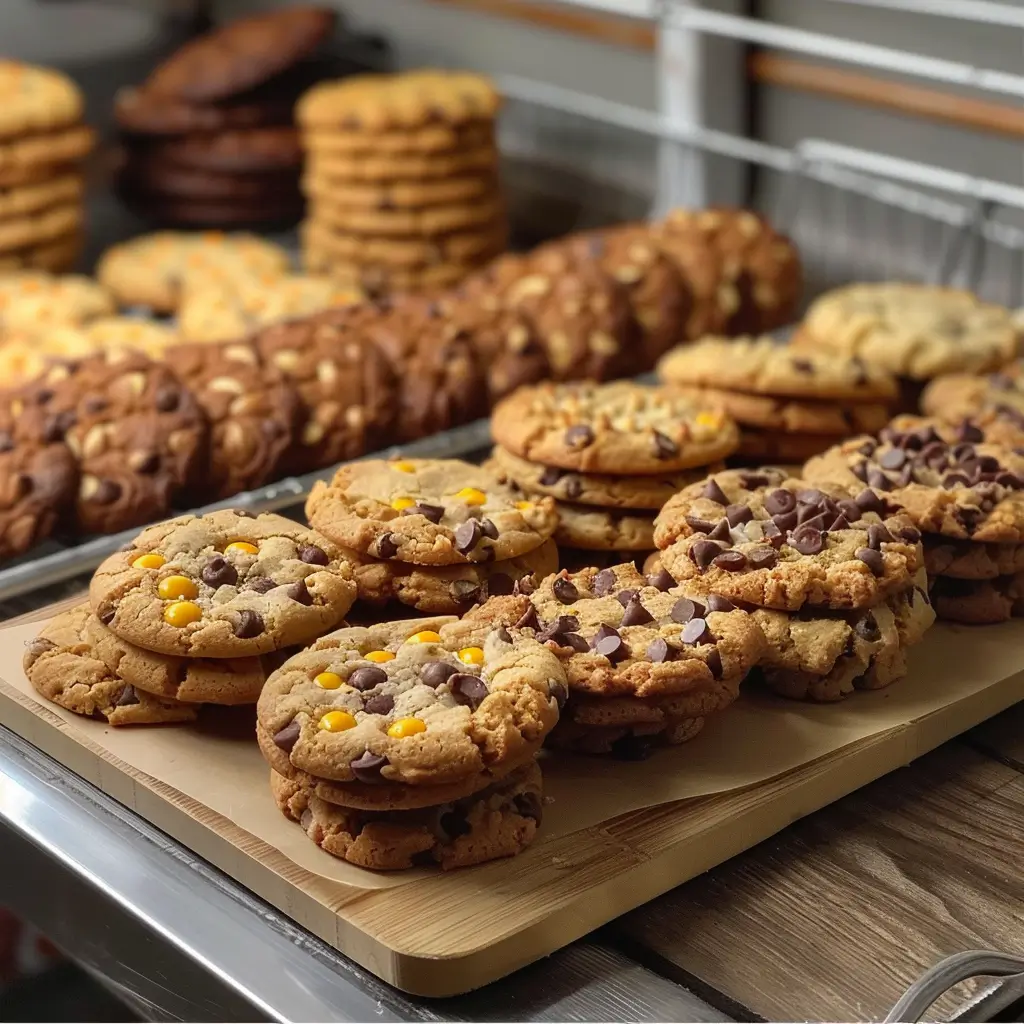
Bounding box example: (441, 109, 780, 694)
(115, 6, 338, 228)
(792, 282, 1020, 412)
(305, 458, 560, 617)
(258, 616, 563, 870)
(24, 509, 357, 725)
(657, 337, 898, 466)
(488, 381, 740, 570)
(804, 416, 1024, 625)
(652, 468, 934, 701)
(297, 70, 507, 294)
(0, 62, 93, 273)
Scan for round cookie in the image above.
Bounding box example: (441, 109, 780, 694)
(96, 231, 290, 313)
(733, 429, 846, 465)
(0, 233, 81, 273)
(802, 418, 1024, 544)
(303, 253, 478, 296)
(171, 341, 302, 500)
(256, 617, 562, 788)
(23, 604, 197, 726)
(0, 125, 94, 171)
(253, 305, 397, 473)
(486, 445, 720, 510)
(0, 174, 82, 220)
(553, 503, 654, 552)
(90, 509, 357, 658)
(654, 468, 924, 611)
(302, 120, 494, 155)
(305, 144, 499, 184)
(122, 160, 300, 203)
(491, 381, 739, 475)
(0, 272, 114, 337)
(114, 86, 293, 137)
(152, 127, 303, 173)
(795, 283, 1020, 380)
(297, 70, 500, 131)
(0, 389, 77, 560)
(119, 193, 303, 230)
(924, 536, 1024, 580)
(308, 194, 505, 238)
(306, 458, 559, 566)
(0, 203, 82, 256)
(303, 172, 498, 210)
(0, 61, 83, 139)
(350, 539, 558, 615)
(921, 361, 1024, 422)
(930, 573, 1024, 625)
(271, 761, 542, 871)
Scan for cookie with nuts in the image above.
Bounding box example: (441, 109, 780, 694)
(305, 458, 559, 565)
(490, 381, 740, 476)
(90, 509, 356, 658)
(654, 468, 924, 610)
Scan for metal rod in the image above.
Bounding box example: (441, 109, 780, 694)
(825, 0, 1024, 29)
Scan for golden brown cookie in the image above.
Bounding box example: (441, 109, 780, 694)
(0, 61, 83, 139)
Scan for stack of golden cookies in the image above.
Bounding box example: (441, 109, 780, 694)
(486, 380, 740, 571)
(297, 69, 508, 295)
(658, 336, 898, 467)
(0, 61, 94, 273)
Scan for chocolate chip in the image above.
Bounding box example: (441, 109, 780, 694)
(942, 472, 971, 489)
(615, 588, 639, 607)
(772, 510, 798, 533)
(671, 597, 705, 623)
(837, 499, 861, 522)
(539, 615, 580, 644)
(451, 673, 489, 708)
(739, 472, 772, 488)
(565, 477, 582, 499)
(515, 576, 537, 596)
(851, 460, 869, 483)
(454, 519, 482, 555)
(712, 551, 748, 573)
(348, 666, 387, 691)
(956, 421, 984, 443)
(560, 632, 590, 652)
(854, 613, 880, 642)
(706, 594, 735, 612)
(726, 503, 753, 526)
(706, 649, 723, 679)
(0, 431, 12, 453)
(155, 387, 180, 412)
(800, 512, 831, 532)
(513, 792, 543, 823)
(879, 448, 906, 470)
(621, 596, 653, 626)
(690, 539, 724, 571)
(282, 580, 312, 606)
(377, 533, 399, 558)
(593, 569, 617, 596)
(515, 604, 539, 630)
(298, 545, 329, 565)
(350, 750, 389, 783)
(406, 503, 444, 524)
(708, 519, 732, 542)
(486, 572, 515, 597)
(420, 661, 457, 688)
(552, 578, 579, 604)
(364, 693, 394, 715)
(494, 626, 512, 643)
(646, 637, 671, 662)
(855, 547, 884, 575)
(954, 506, 983, 533)
(233, 609, 264, 638)
(549, 680, 568, 709)
(898, 526, 921, 543)
(702, 478, 729, 505)
(748, 547, 778, 569)
(791, 357, 814, 373)
(594, 632, 629, 662)
(98, 606, 115, 625)
(648, 567, 675, 591)
(116, 685, 140, 707)
(854, 489, 886, 516)
(479, 519, 499, 540)
(564, 424, 594, 449)
(202, 556, 237, 588)
(685, 516, 717, 534)
(652, 430, 678, 459)
(681, 618, 714, 645)
(246, 576, 276, 594)
(89, 479, 122, 505)
(539, 466, 563, 486)
(790, 524, 825, 555)
(273, 720, 300, 752)
(867, 524, 892, 549)
(764, 489, 796, 515)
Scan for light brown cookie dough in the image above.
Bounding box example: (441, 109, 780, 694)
(802, 418, 1024, 544)
(0, 125, 94, 171)
(306, 458, 559, 566)
(24, 604, 197, 725)
(0, 232, 81, 273)
(271, 760, 542, 871)
(0, 203, 81, 255)
(553, 503, 654, 552)
(491, 381, 739, 476)
(655, 468, 924, 611)
(0, 62, 83, 139)
(795, 283, 1020, 380)
(308, 194, 505, 237)
(929, 572, 1024, 624)
(256, 617, 562, 788)
(0, 272, 113, 337)
(302, 120, 494, 155)
(90, 510, 356, 658)
(303, 171, 498, 210)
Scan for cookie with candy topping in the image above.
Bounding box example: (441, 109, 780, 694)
(255, 616, 563, 796)
(90, 509, 355, 657)
(305, 457, 559, 565)
(803, 416, 1024, 544)
(654, 468, 923, 610)
(490, 380, 739, 476)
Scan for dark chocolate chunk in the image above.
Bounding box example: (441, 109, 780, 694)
(726, 503, 753, 526)
(648, 567, 675, 591)
(851, 460, 870, 483)
(454, 519, 482, 555)
(748, 546, 778, 569)
(898, 526, 921, 543)
(539, 466, 563, 486)
(364, 693, 395, 715)
(790, 524, 825, 555)
(941, 472, 971, 489)
(201, 556, 237, 588)
(705, 648, 723, 679)
(855, 546, 884, 575)
(837, 499, 862, 522)
(479, 518, 499, 540)
(513, 791, 543, 823)
(273, 720, 301, 752)
(652, 429, 678, 459)
(233, 609, 264, 638)
(593, 568, 616, 596)
(615, 588, 639, 607)
(98, 606, 115, 625)
(284, 580, 312, 605)
(154, 387, 180, 412)
(594, 633, 629, 662)
(246, 576, 276, 594)
(420, 661, 457, 688)
(552, 578, 579, 604)
(763, 521, 785, 548)
(116, 685, 140, 707)
(671, 597, 705, 623)
(377, 533, 399, 558)
(133, 452, 160, 474)
(406, 503, 444, 524)
(738, 472, 771, 488)
(451, 673, 489, 708)
(515, 604, 539, 630)
(702, 478, 729, 505)
(956, 421, 984, 443)
(565, 477, 582, 499)
(879, 448, 906, 470)
(350, 750, 389, 784)
(560, 632, 590, 652)
(494, 626, 512, 643)
(854, 613, 880, 642)
(690, 539, 724, 571)
(764, 489, 796, 516)
(685, 516, 716, 534)
(549, 680, 568, 709)
(706, 594, 735, 612)
(564, 424, 595, 449)
(350, 665, 389, 690)
(681, 617, 714, 645)
(854, 489, 886, 515)
(772, 510, 798, 533)
(610, 733, 656, 761)
(707, 518, 732, 542)
(867, 523, 892, 549)
(646, 637, 671, 662)
(712, 551, 748, 572)
(298, 544, 329, 565)
(621, 596, 654, 626)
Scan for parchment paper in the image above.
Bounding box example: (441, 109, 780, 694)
(2, 617, 1023, 891)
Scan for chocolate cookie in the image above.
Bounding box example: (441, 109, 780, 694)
(122, 160, 300, 203)
(151, 127, 302, 173)
(90, 509, 356, 658)
(114, 86, 293, 136)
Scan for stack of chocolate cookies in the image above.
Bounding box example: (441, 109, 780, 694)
(487, 381, 740, 570)
(305, 457, 560, 618)
(24, 509, 356, 725)
(114, 6, 338, 228)
(298, 69, 507, 294)
(804, 415, 1024, 625)
(652, 468, 935, 702)
(257, 613, 563, 870)
(657, 337, 898, 466)
(0, 62, 94, 273)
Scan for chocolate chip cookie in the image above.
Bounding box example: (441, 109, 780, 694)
(930, 573, 1024, 625)
(114, 86, 293, 136)
(553, 503, 655, 552)
(90, 509, 356, 657)
(306, 458, 559, 565)
(491, 381, 739, 475)
(654, 468, 924, 610)
(0, 61, 83, 139)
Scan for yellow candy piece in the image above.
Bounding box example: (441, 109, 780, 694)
(319, 710, 356, 732)
(157, 575, 198, 601)
(314, 672, 343, 690)
(391, 496, 415, 511)
(392, 461, 416, 473)
(457, 646, 485, 666)
(515, 501, 534, 511)
(225, 541, 259, 555)
(695, 411, 723, 429)
(365, 650, 395, 663)
(407, 630, 441, 644)
(132, 553, 165, 570)
(163, 601, 202, 627)
(388, 717, 426, 739)
(454, 487, 486, 506)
